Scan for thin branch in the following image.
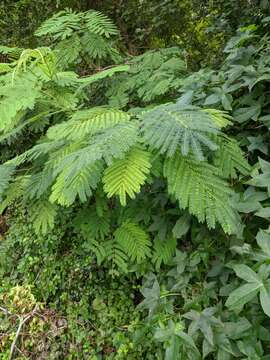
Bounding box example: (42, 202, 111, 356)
(9, 305, 38, 360)
(0, 306, 15, 317)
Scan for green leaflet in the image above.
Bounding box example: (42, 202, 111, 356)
(214, 136, 251, 178)
(29, 199, 57, 235)
(0, 164, 16, 197)
(114, 221, 152, 263)
(47, 107, 130, 141)
(226, 264, 270, 317)
(49, 160, 103, 206)
(164, 152, 239, 234)
(249, 158, 270, 195)
(35, 9, 120, 68)
(103, 146, 151, 206)
(142, 103, 219, 160)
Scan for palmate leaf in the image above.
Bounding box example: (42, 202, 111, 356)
(164, 152, 239, 233)
(114, 221, 152, 263)
(214, 136, 251, 178)
(226, 264, 270, 317)
(142, 103, 219, 160)
(103, 146, 151, 206)
(248, 158, 270, 195)
(47, 108, 130, 141)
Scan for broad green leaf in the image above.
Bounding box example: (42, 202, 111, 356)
(256, 230, 270, 256)
(255, 207, 270, 218)
(249, 158, 270, 195)
(232, 264, 263, 284)
(172, 213, 191, 239)
(165, 336, 181, 360)
(225, 282, 262, 310)
(259, 286, 270, 317)
(233, 105, 261, 123)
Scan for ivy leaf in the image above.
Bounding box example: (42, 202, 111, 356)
(184, 308, 221, 346)
(248, 158, 270, 195)
(233, 105, 261, 123)
(247, 135, 268, 155)
(138, 279, 161, 317)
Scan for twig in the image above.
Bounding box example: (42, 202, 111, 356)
(9, 305, 38, 360)
(0, 306, 12, 316)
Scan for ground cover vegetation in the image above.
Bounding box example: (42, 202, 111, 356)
(0, 1, 270, 359)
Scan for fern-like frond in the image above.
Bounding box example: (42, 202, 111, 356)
(163, 152, 239, 233)
(55, 122, 138, 174)
(84, 10, 118, 37)
(74, 208, 110, 240)
(86, 239, 107, 266)
(202, 109, 233, 128)
(142, 103, 219, 160)
(81, 32, 120, 61)
(35, 9, 118, 40)
(114, 221, 152, 263)
(49, 161, 103, 206)
(0, 164, 16, 196)
(0, 45, 22, 60)
(103, 239, 129, 273)
(24, 168, 55, 200)
(103, 147, 151, 206)
(45, 141, 83, 171)
(29, 199, 57, 234)
(78, 65, 129, 88)
(0, 176, 29, 214)
(0, 75, 40, 132)
(35, 10, 82, 40)
(47, 108, 130, 141)
(55, 35, 81, 68)
(105, 47, 186, 105)
(152, 238, 177, 269)
(214, 136, 251, 178)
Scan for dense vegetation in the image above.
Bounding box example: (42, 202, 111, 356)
(0, 1, 270, 359)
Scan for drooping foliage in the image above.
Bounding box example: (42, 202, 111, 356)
(1, 6, 270, 360)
